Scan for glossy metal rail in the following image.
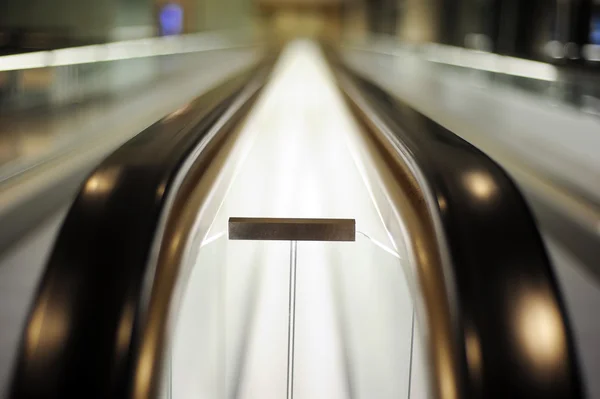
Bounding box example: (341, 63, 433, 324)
(9, 56, 275, 398)
(326, 49, 583, 398)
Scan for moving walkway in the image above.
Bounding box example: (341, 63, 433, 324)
(6, 41, 583, 399)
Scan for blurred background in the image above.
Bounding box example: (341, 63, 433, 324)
(3, 0, 600, 52)
(3, 0, 600, 113)
(3, 0, 600, 55)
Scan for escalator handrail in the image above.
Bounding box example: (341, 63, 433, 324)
(329, 52, 583, 398)
(10, 58, 273, 398)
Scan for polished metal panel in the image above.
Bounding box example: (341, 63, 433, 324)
(228, 217, 356, 241)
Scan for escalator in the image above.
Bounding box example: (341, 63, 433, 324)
(8, 41, 583, 399)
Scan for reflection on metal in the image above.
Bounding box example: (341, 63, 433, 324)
(286, 241, 298, 399)
(463, 170, 498, 202)
(228, 217, 356, 241)
(356, 230, 402, 259)
(200, 231, 227, 248)
(83, 167, 120, 197)
(24, 296, 70, 361)
(163, 104, 193, 122)
(437, 195, 447, 212)
(156, 182, 167, 199)
(116, 303, 136, 357)
(465, 325, 482, 385)
(516, 291, 567, 375)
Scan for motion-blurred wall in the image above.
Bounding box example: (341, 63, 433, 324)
(340, 0, 441, 43)
(0, 0, 258, 49)
(255, 0, 343, 44)
(0, 0, 153, 45)
(396, 0, 439, 43)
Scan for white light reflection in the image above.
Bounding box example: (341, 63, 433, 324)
(437, 195, 448, 211)
(356, 230, 402, 259)
(200, 231, 226, 248)
(516, 291, 566, 374)
(83, 168, 120, 197)
(463, 170, 498, 202)
(163, 103, 192, 122)
(0, 51, 50, 71)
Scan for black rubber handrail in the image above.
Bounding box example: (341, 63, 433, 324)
(9, 58, 274, 398)
(329, 53, 583, 398)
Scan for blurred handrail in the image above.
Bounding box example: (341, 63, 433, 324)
(0, 29, 259, 72)
(9, 56, 274, 398)
(327, 48, 583, 398)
